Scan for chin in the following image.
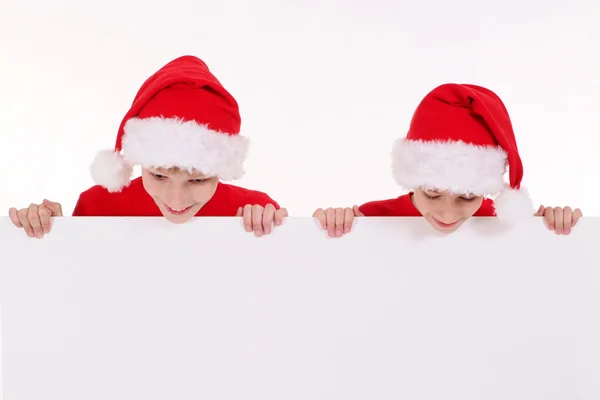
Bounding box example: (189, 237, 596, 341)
(162, 214, 194, 224)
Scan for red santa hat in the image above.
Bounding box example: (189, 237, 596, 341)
(90, 55, 248, 192)
(391, 83, 534, 223)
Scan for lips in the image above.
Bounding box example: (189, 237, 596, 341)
(165, 204, 193, 216)
(431, 217, 459, 228)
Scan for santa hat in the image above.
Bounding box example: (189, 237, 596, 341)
(90, 55, 248, 192)
(391, 83, 534, 223)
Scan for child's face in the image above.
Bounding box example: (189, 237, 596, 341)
(411, 189, 484, 233)
(141, 167, 219, 224)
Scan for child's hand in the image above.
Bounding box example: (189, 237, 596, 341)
(535, 205, 582, 235)
(313, 206, 363, 238)
(8, 199, 63, 239)
(236, 204, 288, 237)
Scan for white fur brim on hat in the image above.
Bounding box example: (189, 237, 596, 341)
(391, 138, 534, 222)
(90, 117, 249, 192)
(392, 138, 507, 195)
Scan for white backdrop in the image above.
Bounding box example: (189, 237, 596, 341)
(1, 0, 599, 216)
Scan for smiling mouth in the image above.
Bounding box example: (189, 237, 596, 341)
(431, 217, 459, 228)
(164, 204, 193, 216)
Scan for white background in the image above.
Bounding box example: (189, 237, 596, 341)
(1, 0, 599, 216)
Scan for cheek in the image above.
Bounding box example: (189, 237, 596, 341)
(141, 175, 161, 197)
(191, 181, 219, 202)
(461, 200, 483, 217)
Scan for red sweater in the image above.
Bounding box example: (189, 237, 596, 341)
(72, 177, 279, 217)
(358, 193, 496, 217)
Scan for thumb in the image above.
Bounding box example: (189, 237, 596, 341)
(236, 206, 242, 217)
(43, 199, 63, 216)
(533, 205, 545, 216)
(353, 205, 364, 217)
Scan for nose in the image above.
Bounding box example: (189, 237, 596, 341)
(438, 214, 459, 224)
(436, 204, 460, 224)
(163, 184, 190, 209)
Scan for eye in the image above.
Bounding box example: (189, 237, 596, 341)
(190, 178, 208, 184)
(460, 197, 476, 202)
(151, 173, 167, 180)
(424, 192, 440, 200)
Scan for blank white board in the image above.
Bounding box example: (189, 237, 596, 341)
(1, 216, 599, 400)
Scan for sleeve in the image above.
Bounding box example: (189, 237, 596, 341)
(71, 188, 106, 216)
(358, 201, 380, 216)
(475, 198, 497, 217)
(72, 193, 87, 216)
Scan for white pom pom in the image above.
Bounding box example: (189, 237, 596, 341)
(493, 185, 535, 225)
(90, 150, 133, 192)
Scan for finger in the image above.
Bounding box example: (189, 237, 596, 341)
(262, 204, 276, 234)
(274, 208, 288, 226)
(572, 208, 583, 226)
(562, 206, 573, 235)
(9, 207, 23, 228)
(553, 207, 564, 234)
(19, 207, 35, 238)
(236, 207, 242, 217)
(353, 205, 364, 217)
(252, 205, 264, 237)
(17, 208, 33, 236)
(28, 203, 48, 239)
(38, 205, 54, 234)
(312, 208, 327, 230)
(325, 208, 336, 237)
(334, 208, 344, 237)
(534, 205, 545, 216)
(343, 207, 354, 233)
(544, 207, 555, 230)
(43, 199, 63, 216)
(242, 204, 253, 232)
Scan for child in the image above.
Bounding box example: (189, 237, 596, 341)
(314, 83, 582, 237)
(9, 55, 287, 238)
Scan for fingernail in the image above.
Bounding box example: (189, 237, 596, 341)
(336, 229, 342, 237)
(255, 230, 262, 237)
(344, 226, 351, 233)
(549, 225, 554, 230)
(245, 226, 252, 232)
(556, 229, 563, 234)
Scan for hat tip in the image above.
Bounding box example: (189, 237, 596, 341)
(90, 149, 133, 193)
(493, 185, 535, 224)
